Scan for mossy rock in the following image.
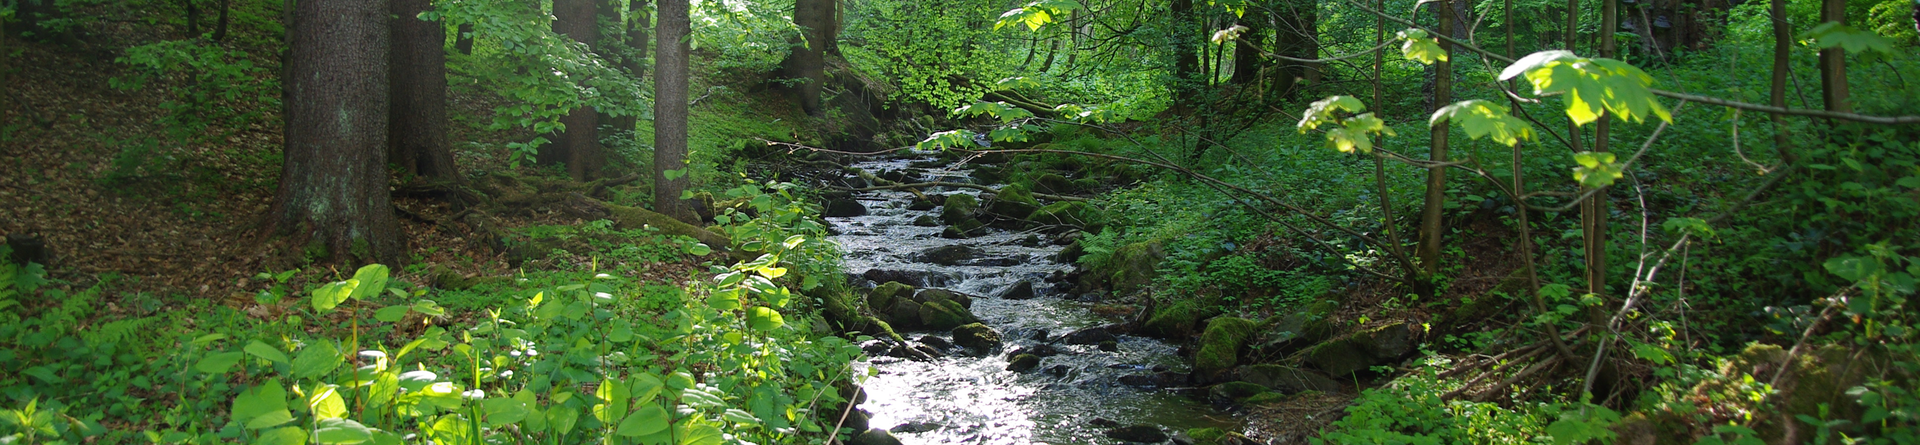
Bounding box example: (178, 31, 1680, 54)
(911, 215, 939, 227)
(1026, 201, 1108, 233)
(986, 183, 1040, 219)
(1195, 317, 1258, 375)
(1140, 299, 1206, 339)
(1241, 392, 1291, 405)
(1007, 354, 1041, 372)
(1207, 381, 1270, 404)
(915, 288, 974, 309)
(1055, 240, 1087, 264)
(1103, 241, 1166, 297)
(940, 219, 985, 239)
(918, 299, 976, 331)
(1069, 178, 1102, 193)
(1034, 173, 1074, 195)
(940, 194, 979, 225)
(1239, 364, 1342, 394)
(1304, 337, 1371, 377)
(886, 299, 923, 329)
(1254, 314, 1332, 355)
(906, 199, 937, 211)
(951, 323, 1002, 350)
(867, 281, 916, 310)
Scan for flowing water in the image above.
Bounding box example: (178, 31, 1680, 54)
(826, 156, 1244, 444)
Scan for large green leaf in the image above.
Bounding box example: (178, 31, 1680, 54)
(616, 405, 670, 437)
(308, 384, 347, 420)
(196, 351, 246, 374)
(292, 341, 344, 380)
(1296, 96, 1368, 131)
(596, 377, 630, 422)
(245, 340, 290, 364)
(311, 280, 357, 313)
(1824, 255, 1881, 282)
(347, 264, 389, 301)
(1500, 50, 1670, 126)
(628, 373, 664, 405)
(1396, 28, 1447, 64)
(1571, 152, 1625, 188)
(1805, 22, 1895, 54)
(677, 421, 725, 445)
(749, 307, 786, 331)
(232, 380, 290, 428)
(313, 418, 374, 444)
(256, 426, 308, 445)
(481, 397, 530, 427)
(1429, 100, 1536, 147)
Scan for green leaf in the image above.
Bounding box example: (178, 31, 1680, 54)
(1429, 100, 1535, 146)
(686, 243, 713, 256)
(292, 341, 344, 380)
(1501, 50, 1670, 126)
(749, 307, 786, 331)
(1630, 342, 1674, 364)
(1396, 28, 1447, 64)
(1824, 255, 1881, 282)
(347, 265, 389, 300)
(196, 351, 246, 374)
(246, 409, 295, 430)
(609, 323, 635, 343)
(482, 397, 530, 427)
(256, 426, 308, 445)
(1805, 22, 1895, 54)
(677, 421, 725, 445)
(549, 406, 581, 436)
(1660, 217, 1714, 238)
(1571, 152, 1624, 188)
(313, 418, 375, 444)
(309, 384, 347, 420)
(706, 290, 742, 311)
(1297, 96, 1368, 131)
(616, 405, 670, 437)
(311, 280, 356, 312)
(916, 130, 980, 151)
(245, 340, 290, 364)
(373, 305, 410, 323)
(596, 377, 630, 422)
(681, 387, 725, 408)
(233, 380, 290, 426)
(628, 373, 664, 405)
(410, 299, 445, 316)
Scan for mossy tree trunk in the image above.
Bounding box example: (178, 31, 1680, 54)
(653, 0, 696, 223)
(273, 0, 403, 265)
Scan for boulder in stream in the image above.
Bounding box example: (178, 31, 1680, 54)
(1207, 381, 1271, 405)
(1105, 425, 1170, 443)
(1060, 325, 1120, 345)
(906, 199, 937, 211)
(915, 288, 974, 309)
(846, 428, 903, 445)
(910, 215, 940, 227)
(867, 282, 915, 310)
(951, 323, 1002, 350)
(825, 198, 868, 217)
(912, 245, 982, 266)
(1027, 201, 1108, 233)
(1238, 364, 1342, 394)
(939, 194, 979, 225)
(1194, 317, 1258, 377)
(995, 280, 1037, 300)
(1007, 354, 1041, 372)
(917, 299, 976, 330)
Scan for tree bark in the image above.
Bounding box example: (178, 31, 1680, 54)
(1817, 0, 1850, 112)
(1584, 0, 1618, 299)
(1271, 0, 1318, 99)
(540, 0, 603, 180)
(1230, 13, 1265, 85)
(388, 0, 457, 183)
(611, 0, 650, 139)
(653, 0, 695, 223)
(1170, 0, 1199, 109)
(212, 0, 231, 41)
(1417, 0, 1452, 281)
(455, 23, 474, 54)
(185, 0, 200, 37)
(273, 0, 402, 265)
(1769, 0, 1791, 158)
(783, 0, 834, 117)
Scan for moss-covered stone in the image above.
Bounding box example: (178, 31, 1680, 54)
(1239, 364, 1342, 394)
(1304, 337, 1371, 377)
(1034, 173, 1074, 195)
(1207, 381, 1270, 404)
(986, 183, 1040, 219)
(868, 281, 916, 310)
(1027, 201, 1108, 233)
(918, 299, 976, 331)
(940, 194, 979, 225)
(1007, 354, 1041, 372)
(1141, 299, 1206, 339)
(911, 215, 939, 226)
(1104, 241, 1165, 297)
(1195, 317, 1258, 375)
(1242, 392, 1291, 405)
(951, 323, 1002, 350)
(915, 288, 973, 309)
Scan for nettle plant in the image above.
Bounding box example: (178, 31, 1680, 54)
(206, 231, 863, 445)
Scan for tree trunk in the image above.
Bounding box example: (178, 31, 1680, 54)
(1272, 0, 1317, 99)
(212, 0, 231, 41)
(611, 0, 650, 139)
(273, 0, 402, 265)
(541, 0, 603, 180)
(185, 0, 200, 37)
(388, 0, 457, 183)
(1584, 0, 1618, 299)
(1769, 0, 1790, 157)
(1817, 0, 1850, 112)
(1230, 14, 1265, 85)
(455, 23, 474, 54)
(783, 0, 833, 117)
(1170, 0, 1198, 109)
(1417, 0, 1452, 282)
(653, 0, 695, 223)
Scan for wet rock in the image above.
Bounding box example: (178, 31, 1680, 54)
(1009, 343, 1064, 358)
(910, 215, 940, 227)
(1079, 241, 1165, 297)
(916, 335, 954, 350)
(912, 245, 982, 266)
(1254, 314, 1331, 356)
(1030, 329, 1050, 342)
(846, 428, 902, 445)
(912, 344, 944, 358)
(1140, 300, 1208, 339)
(1208, 381, 1270, 405)
(1305, 338, 1372, 377)
(995, 280, 1037, 300)
(1060, 326, 1118, 345)
(862, 269, 929, 287)
(890, 421, 942, 434)
(1119, 371, 1189, 388)
(867, 282, 915, 310)
(1194, 317, 1258, 376)
(860, 340, 892, 356)
(1027, 201, 1108, 233)
(1054, 240, 1087, 264)
(1045, 365, 1070, 377)
(825, 198, 868, 217)
(886, 299, 923, 329)
(1018, 235, 1045, 247)
(1105, 425, 1169, 443)
(1098, 340, 1119, 352)
(986, 183, 1041, 223)
(1239, 364, 1342, 394)
(968, 257, 1022, 267)
(906, 199, 938, 211)
(939, 194, 979, 225)
(1358, 321, 1418, 361)
(841, 408, 871, 434)
(1088, 418, 1122, 428)
(1007, 354, 1041, 372)
(939, 219, 985, 239)
(918, 299, 976, 331)
(915, 288, 974, 309)
(951, 323, 1002, 350)
(1034, 173, 1074, 195)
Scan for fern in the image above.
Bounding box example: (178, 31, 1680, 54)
(80, 316, 162, 346)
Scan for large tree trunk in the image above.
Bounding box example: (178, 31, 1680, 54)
(1417, 0, 1452, 284)
(1584, 0, 1618, 299)
(783, 0, 834, 117)
(653, 0, 695, 223)
(388, 0, 457, 183)
(1769, 0, 1791, 158)
(1817, 0, 1850, 113)
(1271, 0, 1317, 99)
(1229, 10, 1265, 86)
(611, 0, 650, 141)
(273, 0, 402, 265)
(184, 0, 200, 37)
(540, 0, 603, 181)
(1170, 0, 1199, 111)
(212, 0, 231, 41)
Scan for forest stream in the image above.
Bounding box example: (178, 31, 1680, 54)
(826, 155, 1244, 444)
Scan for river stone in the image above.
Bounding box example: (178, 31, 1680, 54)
(1054, 240, 1087, 264)
(915, 288, 974, 309)
(1357, 321, 1418, 361)
(1045, 365, 1070, 377)
(840, 408, 871, 434)
(951, 323, 1002, 350)
(916, 335, 954, 350)
(825, 198, 868, 217)
(1208, 381, 1271, 405)
(906, 199, 937, 211)
(1083, 241, 1164, 297)
(1140, 299, 1206, 339)
(859, 340, 891, 356)
(918, 299, 976, 331)
(1104, 425, 1169, 443)
(1255, 314, 1331, 356)
(1034, 173, 1074, 195)
(1009, 343, 1063, 358)
(886, 299, 923, 330)
(863, 270, 929, 287)
(1194, 317, 1258, 376)
(1060, 326, 1118, 345)
(1305, 337, 1372, 377)
(1098, 340, 1119, 352)
(940, 194, 979, 225)
(846, 428, 902, 445)
(913, 245, 982, 266)
(868, 281, 915, 310)
(1027, 201, 1108, 233)
(890, 421, 942, 434)
(1239, 364, 1342, 394)
(995, 280, 1037, 300)
(911, 215, 940, 227)
(1119, 371, 1189, 388)
(1007, 354, 1041, 372)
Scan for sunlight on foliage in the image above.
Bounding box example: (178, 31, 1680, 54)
(953, 101, 1035, 123)
(1298, 96, 1396, 153)
(1571, 151, 1625, 188)
(1428, 100, 1535, 147)
(1499, 50, 1671, 126)
(1396, 28, 1448, 64)
(1212, 25, 1250, 44)
(995, 0, 1079, 31)
(1804, 22, 1897, 54)
(917, 129, 982, 151)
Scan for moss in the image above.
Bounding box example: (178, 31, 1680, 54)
(1187, 428, 1228, 444)
(1195, 317, 1258, 374)
(1034, 173, 1074, 195)
(601, 202, 734, 252)
(940, 194, 979, 225)
(918, 299, 976, 331)
(1242, 392, 1291, 405)
(868, 281, 915, 310)
(1026, 201, 1108, 232)
(987, 183, 1040, 218)
(1103, 241, 1166, 297)
(1141, 299, 1205, 339)
(1207, 381, 1269, 403)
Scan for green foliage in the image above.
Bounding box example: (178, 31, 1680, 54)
(1803, 21, 1897, 54)
(1570, 151, 1625, 188)
(1396, 28, 1448, 65)
(1297, 96, 1396, 154)
(1429, 100, 1535, 147)
(1499, 50, 1671, 126)
(1314, 358, 1601, 445)
(842, 0, 1020, 109)
(995, 0, 1080, 31)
